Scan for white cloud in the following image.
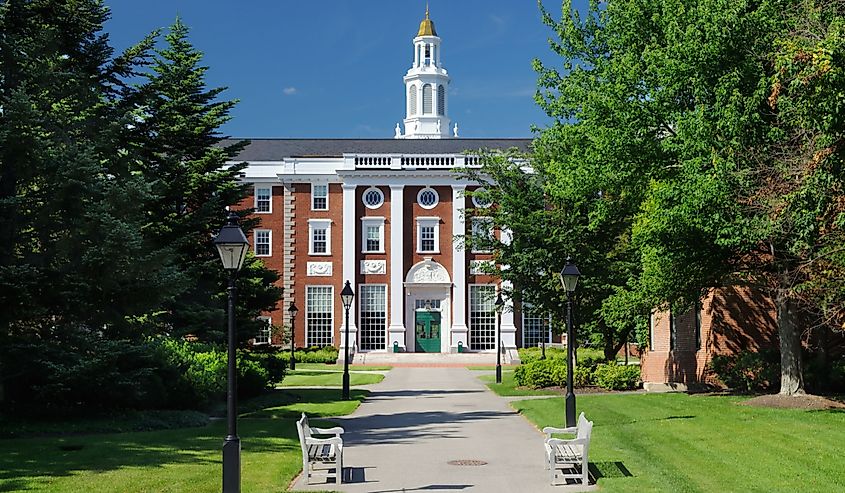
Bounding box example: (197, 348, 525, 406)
(282, 87, 298, 96)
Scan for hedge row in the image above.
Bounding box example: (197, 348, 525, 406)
(514, 358, 640, 391)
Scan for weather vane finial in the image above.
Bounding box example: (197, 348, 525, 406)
(425, 2, 430, 19)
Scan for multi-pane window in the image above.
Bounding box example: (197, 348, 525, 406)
(669, 311, 676, 351)
(417, 218, 439, 253)
(471, 217, 494, 253)
(522, 304, 551, 348)
(306, 286, 333, 347)
(469, 285, 497, 350)
(255, 186, 271, 213)
(361, 218, 384, 253)
(420, 226, 435, 252)
(255, 316, 271, 345)
(312, 184, 328, 210)
(694, 304, 702, 351)
(359, 285, 387, 350)
(255, 230, 271, 256)
(363, 187, 384, 209)
(415, 299, 441, 310)
(648, 312, 655, 350)
(309, 219, 331, 255)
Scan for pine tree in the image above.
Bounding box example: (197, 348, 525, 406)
(135, 18, 281, 343)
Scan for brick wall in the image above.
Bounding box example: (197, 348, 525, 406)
(641, 286, 779, 386)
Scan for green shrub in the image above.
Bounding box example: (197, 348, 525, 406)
(294, 346, 339, 363)
(518, 346, 566, 364)
(709, 350, 779, 392)
(574, 365, 593, 387)
(514, 359, 567, 388)
(593, 363, 641, 390)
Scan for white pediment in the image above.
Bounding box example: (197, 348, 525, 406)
(405, 257, 451, 285)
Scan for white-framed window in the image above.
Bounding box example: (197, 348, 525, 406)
(255, 316, 272, 345)
(471, 187, 492, 208)
(471, 217, 494, 253)
(255, 186, 272, 213)
(308, 219, 332, 255)
(423, 83, 433, 114)
(306, 286, 334, 347)
(312, 183, 328, 211)
(416, 217, 440, 253)
(417, 187, 439, 209)
(254, 229, 271, 257)
(648, 312, 655, 350)
(522, 304, 551, 348)
(409, 84, 417, 115)
(415, 299, 441, 310)
(359, 284, 387, 350)
(361, 217, 385, 253)
(469, 285, 497, 350)
(363, 187, 385, 209)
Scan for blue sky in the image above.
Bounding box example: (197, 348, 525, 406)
(105, 1, 574, 139)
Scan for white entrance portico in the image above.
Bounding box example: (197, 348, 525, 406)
(404, 258, 452, 353)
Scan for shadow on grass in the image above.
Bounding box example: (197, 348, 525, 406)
(0, 388, 366, 486)
(590, 461, 634, 479)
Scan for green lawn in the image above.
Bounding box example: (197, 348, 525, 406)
(0, 388, 366, 492)
(280, 370, 384, 387)
(295, 363, 392, 371)
(514, 393, 845, 492)
(478, 372, 559, 396)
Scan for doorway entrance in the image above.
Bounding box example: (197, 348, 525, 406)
(414, 311, 441, 353)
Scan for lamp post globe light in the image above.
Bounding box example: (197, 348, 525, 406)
(494, 291, 505, 384)
(340, 281, 355, 401)
(559, 257, 581, 428)
(288, 301, 299, 371)
(213, 212, 249, 493)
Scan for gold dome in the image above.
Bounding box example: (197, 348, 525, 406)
(417, 4, 438, 37)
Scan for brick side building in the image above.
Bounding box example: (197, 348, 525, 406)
(641, 286, 779, 389)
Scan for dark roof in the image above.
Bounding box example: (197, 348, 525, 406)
(221, 138, 532, 161)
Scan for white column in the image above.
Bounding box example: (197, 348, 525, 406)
(414, 43, 420, 68)
(388, 185, 406, 351)
(432, 84, 439, 116)
(451, 185, 468, 352)
(499, 227, 519, 362)
(436, 42, 441, 67)
(340, 183, 358, 358)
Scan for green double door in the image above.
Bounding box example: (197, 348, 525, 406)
(415, 311, 441, 353)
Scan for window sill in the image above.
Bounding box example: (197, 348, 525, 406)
(308, 252, 332, 256)
(311, 207, 329, 212)
(362, 250, 386, 254)
(254, 211, 272, 215)
(417, 250, 440, 254)
(255, 253, 272, 257)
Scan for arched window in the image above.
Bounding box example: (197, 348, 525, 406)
(437, 85, 445, 116)
(422, 84, 433, 114)
(409, 85, 417, 116)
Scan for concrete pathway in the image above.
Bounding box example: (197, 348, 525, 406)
(291, 367, 589, 493)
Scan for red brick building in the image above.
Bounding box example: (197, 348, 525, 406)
(641, 287, 779, 389)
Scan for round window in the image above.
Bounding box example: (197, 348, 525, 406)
(418, 187, 439, 209)
(471, 188, 492, 208)
(363, 187, 384, 209)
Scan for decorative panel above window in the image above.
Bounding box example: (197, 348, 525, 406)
(363, 187, 385, 209)
(417, 187, 439, 209)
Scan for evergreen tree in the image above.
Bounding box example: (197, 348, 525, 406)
(134, 19, 281, 343)
(0, 0, 182, 408)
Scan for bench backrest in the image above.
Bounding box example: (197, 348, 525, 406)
(296, 413, 311, 467)
(578, 418, 593, 460)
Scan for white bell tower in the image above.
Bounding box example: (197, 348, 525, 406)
(396, 6, 452, 139)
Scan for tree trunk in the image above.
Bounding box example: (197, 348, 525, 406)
(776, 287, 805, 395)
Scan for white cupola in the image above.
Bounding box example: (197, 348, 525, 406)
(395, 6, 453, 139)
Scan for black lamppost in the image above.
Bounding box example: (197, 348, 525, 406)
(288, 301, 299, 371)
(559, 257, 581, 428)
(214, 212, 250, 493)
(340, 281, 355, 401)
(494, 291, 505, 384)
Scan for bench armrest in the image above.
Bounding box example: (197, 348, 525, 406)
(311, 426, 344, 435)
(542, 426, 576, 438)
(305, 436, 343, 446)
(548, 437, 589, 447)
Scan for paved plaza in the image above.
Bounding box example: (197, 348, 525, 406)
(292, 367, 591, 493)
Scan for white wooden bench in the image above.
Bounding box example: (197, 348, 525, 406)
(296, 412, 344, 484)
(542, 412, 593, 486)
